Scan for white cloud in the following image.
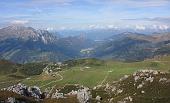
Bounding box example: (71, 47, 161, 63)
(88, 25, 96, 29)
(158, 25, 169, 30)
(46, 27, 54, 31)
(85, 0, 169, 7)
(152, 25, 158, 29)
(30, 0, 74, 6)
(151, 24, 169, 30)
(89, 25, 105, 29)
(150, 17, 170, 24)
(122, 0, 169, 7)
(11, 20, 29, 25)
(135, 25, 146, 30)
(107, 25, 119, 29)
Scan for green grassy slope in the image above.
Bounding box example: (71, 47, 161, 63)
(0, 56, 170, 90)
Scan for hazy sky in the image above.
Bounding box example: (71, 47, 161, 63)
(0, 0, 170, 30)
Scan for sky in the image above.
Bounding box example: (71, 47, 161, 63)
(0, 0, 170, 30)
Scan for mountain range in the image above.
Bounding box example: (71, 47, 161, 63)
(0, 25, 170, 63)
(0, 25, 94, 63)
(56, 27, 170, 40)
(93, 32, 170, 61)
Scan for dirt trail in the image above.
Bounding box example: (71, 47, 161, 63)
(40, 73, 63, 88)
(99, 70, 113, 85)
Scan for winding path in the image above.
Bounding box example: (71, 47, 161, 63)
(40, 73, 63, 89)
(99, 70, 113, 85)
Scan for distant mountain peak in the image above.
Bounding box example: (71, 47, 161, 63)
(6, 25, 34, 30)
(0, 25, 58, 44)
(120, 32, 144, 36)
(108, 32, 148, 42)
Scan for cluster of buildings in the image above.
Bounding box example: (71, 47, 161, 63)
(43, 62, 68, 75)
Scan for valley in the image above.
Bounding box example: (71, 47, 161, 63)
(1, 25, 170, 63)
